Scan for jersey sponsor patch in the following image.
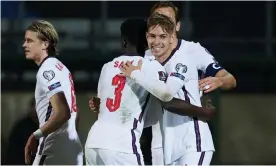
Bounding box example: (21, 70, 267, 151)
(170, 72, 185, 81)
(175, 63, 187, 73)
(43, 70, 55, 81)
(48, 82, 61, 91)
(158, 71, 167, 82)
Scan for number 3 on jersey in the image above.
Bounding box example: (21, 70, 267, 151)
(106, 75, 126, 112)
(69, 73, 77, 112)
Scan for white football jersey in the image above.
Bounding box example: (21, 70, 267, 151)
(35, 56, 83, 156)
(134, 40, 224, 164)
(162, 39, 224, 164)
(145, 49, 155, 60)
(143, 53, 163, 150)
(85, 55, 166, 156)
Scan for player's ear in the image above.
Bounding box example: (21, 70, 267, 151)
(176, 21, 181, 32)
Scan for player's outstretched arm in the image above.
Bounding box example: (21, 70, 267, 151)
(196, 43, 236, 93)
(120, 60, 179, 102)
(214, 69, 236, 90)
(161, 97, 215, 121)
(199, 69, 236, 93)
(40, 92, 71, 135)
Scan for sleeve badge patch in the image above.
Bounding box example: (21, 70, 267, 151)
(175, 63, 187, 73)
(43, 70, 55, 81)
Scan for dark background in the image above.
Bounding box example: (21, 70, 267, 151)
(2, 1, 276, 93)
(1, 1, 276, 165)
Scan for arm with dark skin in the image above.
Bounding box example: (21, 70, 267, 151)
(89, 96, 215, 121)
(160, 97, 215, 121)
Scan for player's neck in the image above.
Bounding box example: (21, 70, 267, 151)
(125, 47, 138, 56)
(171, 36, 178, 50)
(34, 53, 49, 66)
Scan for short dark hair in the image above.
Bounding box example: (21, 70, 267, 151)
(120, 18, 147, 55)
(147, 13, 175, 35)
(150, 1, 180, 23)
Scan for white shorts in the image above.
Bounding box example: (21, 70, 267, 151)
(151, 147, 164, 165)
(32, 153, 83, 165)
(85, 148, 144, 165)
(170, 151, 213, 165)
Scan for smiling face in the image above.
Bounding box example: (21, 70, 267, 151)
(146, 25, 173, 58)
(146, 13, 175, 59)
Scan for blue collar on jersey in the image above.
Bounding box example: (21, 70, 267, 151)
(38, 56, 53, 68)
(161, 39, 182, 66)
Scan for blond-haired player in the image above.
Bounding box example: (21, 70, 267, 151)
(23, 20, 83, 165)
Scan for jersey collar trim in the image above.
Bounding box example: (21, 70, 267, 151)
(38, 56, 52, 68)
(161, 39, 182, 66)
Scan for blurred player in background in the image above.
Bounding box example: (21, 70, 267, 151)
(121, 12, 236, 165)
(85, 18, 216, 165)
(23, 20, 83, 165)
